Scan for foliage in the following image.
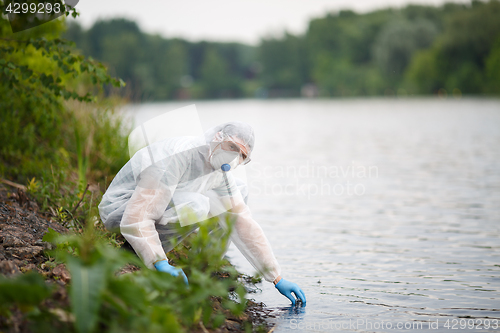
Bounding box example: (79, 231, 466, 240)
(258, 33, 309, 96)
(199, 46, 242, 98)
(279, 0, 500, 96)
(1, 217, 249, 333)
(63, 0, 500, 99)
(405, 0, 500, 95)
(0, 0, 129, 255)
(65, 19, 253, 100)
(0, 273, 53, 311)
(373, 18, 438, 78)
(485, 36, 500, 94)
(1, 4, 257, 333)
(0, 0, 129, 241)
(0, 0, 127, 184)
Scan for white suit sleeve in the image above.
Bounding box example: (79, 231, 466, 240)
(120, 165, 176, 269)
(222, 203, 281, 283)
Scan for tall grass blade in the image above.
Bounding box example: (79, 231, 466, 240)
(66, 256, 107, 333)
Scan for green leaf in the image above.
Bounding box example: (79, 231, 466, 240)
(150, 306, 182, 332)
(42, 228, 60, 244)
(21, 69, 32, 80)
(0, 272, 53, 307)
(213, 313, 226, 328)
(66, 256, 107, 333)
(112, 78, 126, 88)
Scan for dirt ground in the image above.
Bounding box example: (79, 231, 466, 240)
(0, 184, 275, 332)
(0, 185, 68, 276)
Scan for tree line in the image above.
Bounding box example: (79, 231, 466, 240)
(65, 0, 500, 100)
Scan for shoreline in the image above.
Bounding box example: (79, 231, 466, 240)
(0, 183, 275, 332)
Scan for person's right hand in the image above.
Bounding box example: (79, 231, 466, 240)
(154, 259, 188, 285)
(275, 278, 306, 306)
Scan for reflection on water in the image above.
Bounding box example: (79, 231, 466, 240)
(125, 98, 500, 332)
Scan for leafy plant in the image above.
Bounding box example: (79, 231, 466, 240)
(26, 177, 40, 193)
(0, 0, 127, 184)
(43, 216, 245, 332)
(0, 273, 54, 312)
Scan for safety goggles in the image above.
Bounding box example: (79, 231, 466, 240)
(217, 132, 251, 165)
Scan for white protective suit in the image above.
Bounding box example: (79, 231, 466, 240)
(98, 121, 281, 283)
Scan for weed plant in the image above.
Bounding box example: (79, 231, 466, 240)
(1, 214, 250, 333)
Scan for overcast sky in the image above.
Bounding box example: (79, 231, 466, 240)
(74, 0, 470, 45)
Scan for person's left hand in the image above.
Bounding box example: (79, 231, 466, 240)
(275, 278, 306, 306)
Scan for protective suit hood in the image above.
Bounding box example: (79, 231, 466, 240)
(204, 121, 255, 160)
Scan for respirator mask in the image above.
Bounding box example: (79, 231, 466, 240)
(208, 131, 250, 171)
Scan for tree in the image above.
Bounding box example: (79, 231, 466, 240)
(259, 33, 308, 93)
(199, 47, 232, 98)
(404, 0, 500, 94)
(373, 18, 438, 78)
(155, 40, 188, 99)
(0, 0, 124, 181)
(485, 36, 500, 94)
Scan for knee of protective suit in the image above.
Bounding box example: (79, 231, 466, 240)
(187, 194, 210, 221)
(101, 211, 123, 233)
(172, 192, 211, 222)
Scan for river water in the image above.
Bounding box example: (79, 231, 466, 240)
(124, 98, 500, 332)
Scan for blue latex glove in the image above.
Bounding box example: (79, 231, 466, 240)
(275, 278, 306, 306)
(154, 260, 189, 285)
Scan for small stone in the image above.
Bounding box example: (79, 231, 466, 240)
(29, 201, 39, 212)
(0, 260, 21, 276)
(49, 308, 74, 323)
(6, 246, 44, 259)
(52, 264, 71, 284)
(224, 319, 241, 331)
(20, 263, 37, 272)
(1, 235, 26, 247)
(35, 240, 54, 250)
